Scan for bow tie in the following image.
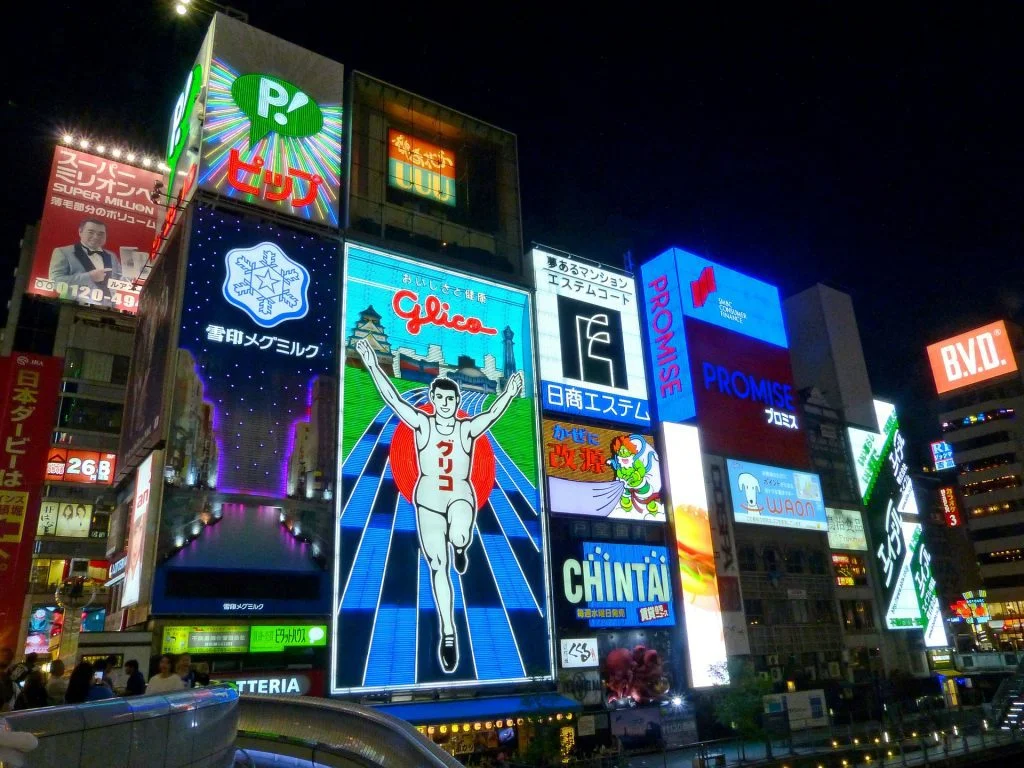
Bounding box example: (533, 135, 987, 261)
(86, 249, 103, 256)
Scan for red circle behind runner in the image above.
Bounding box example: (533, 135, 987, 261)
(389, 403, 496, 510)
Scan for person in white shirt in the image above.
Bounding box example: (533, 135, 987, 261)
(48, 218, 124, 307)
(146, 655, 185, 695)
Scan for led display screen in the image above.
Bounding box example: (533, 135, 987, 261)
(687, 320, 808, 467)
(335, 243, 551, 693)
(198, 14, 344, 227)
(533, 249, 650, 427)
(930, 440, 955, 471)
(45, 449, 116, 485)
(726, 459, 827, 532)
(121, 452, 155, 609)
(162, 625, 250, 655)
(552, 539, 675, 630)
(848, 400, 946, 647)
(926, 320, 1018, 395)
(825, 507, 868, 551)
(149, 204, 338, 616)
(643, 247, 788, 348)
(388, 129, 456, 207)
(661, 422, 728, 687)
(249, 624, 327, 652)
(639, 255, 695, 423)
(27, 146, 161, 313)
(542, 417, 663, 522)
(24, 605, 62, 656)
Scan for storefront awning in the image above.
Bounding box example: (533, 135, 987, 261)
(373, 693, 581, 725)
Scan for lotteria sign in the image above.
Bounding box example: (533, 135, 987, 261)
(556, 541, 675, 629)
(726, 459, 827, 532)
(217, 672, 312, 696)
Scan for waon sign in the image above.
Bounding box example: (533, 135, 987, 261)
(45, 449, 116, 485)
(0, 354, 63, 647)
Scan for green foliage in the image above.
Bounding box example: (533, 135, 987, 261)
(482, 393, 539, 480)
(710, 659, 774, 740)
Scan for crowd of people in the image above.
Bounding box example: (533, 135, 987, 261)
(0, 648, 205, 711)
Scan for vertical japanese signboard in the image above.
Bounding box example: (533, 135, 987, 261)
(335, 243, 552, 694)
(661, 423, 728, 687)
(848, 401, 946, 647)
(197, 14, 344, 227)
(702, 455, 750, 656)
(28, 147, 161, 313)
(121, 451, 157, 610)
(532, 249, 650, 427)
(0, 354, 63, 648)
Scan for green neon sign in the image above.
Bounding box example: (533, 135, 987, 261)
(249, 624, 328, 653)
(166, 63, 204, 188)
(230, 74, 324, 145)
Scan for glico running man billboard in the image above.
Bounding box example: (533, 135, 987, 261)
(848, 400, 946, 647)
(533, 249, 650, 427)
(335, 243, 552, 693)
(149, 204, 338, 616)
(28, 146, 161, 313)
(542, 418, 664, 522)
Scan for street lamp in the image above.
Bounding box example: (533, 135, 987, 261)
(172, 0, 247, 21)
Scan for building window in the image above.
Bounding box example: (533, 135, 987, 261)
(29, 559, 67, 591)
(815, 600, 836, 624)
(978, 549, 1024, 566)
(738, 546, 758, 572)
(57, 397, 122, 434)
(942, 408, 1015, 434)
(808, 551, 827, 575)
(785, 550, 805, 574)
(962, 475, 1021, 497)
(840, 599, 875, 631)
(763, 548, 780, 573)
(951, 430, 1013, 453)
(64, 348, 132, 386)
(745, 599, 764, 626)
(790, 600, 809, 624)
(959, 452, 1016, 475)
(832, 553, 869, 587)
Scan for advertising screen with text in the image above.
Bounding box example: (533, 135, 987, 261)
(335, 243, 551, 694)
(726, 459, 827, 532)
(27, 147, 161, 314)
(927, 320, 1017, 395)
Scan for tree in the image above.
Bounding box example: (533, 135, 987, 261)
(709, 659, 774, 761)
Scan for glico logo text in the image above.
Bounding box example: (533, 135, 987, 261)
(701, 362, 794, 410)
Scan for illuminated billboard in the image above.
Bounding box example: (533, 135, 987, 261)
(553, 540, 675, 630)
(249, 624, 327, 653)
(36, 502, 95, 538)
(533, 249, 650, 427)
(825, 508, 868, 551)
(162, 625, 249, 655)
(388, 129, 456, 207)
(940, 487, 962, 527)
(848, 400, 946, 647)
(45, 449, 116, 485)
(542, 418, 663, 522)
(335, 243, 551, 693)
(197, 14, 344, 227)
(703, 455, 750, 656)
(643, 247, 788, 348)
(661, 423, 728, 688)
(726, 459, 827, 532)
(27, 146, 161, 313)
(930, 441, 955, 471)
(639, 256, 695, 423)
(0, 355, 64, 649)
(121, 452, 156, 609)
(150, 204, 338, 616)
(927, 320, 1018, 395)
(687, 321, 808, 467)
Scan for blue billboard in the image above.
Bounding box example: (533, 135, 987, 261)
(334, 243, 552, 694)
(726, 459, 827, 532)
(555, 540, 675, 629)
(639, 254, 696, 423)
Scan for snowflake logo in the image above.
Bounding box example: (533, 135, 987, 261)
(222, 242, 310, 328)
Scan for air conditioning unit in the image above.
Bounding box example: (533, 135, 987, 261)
(766, 654, 780, 666)
(770, 667, 783, 683)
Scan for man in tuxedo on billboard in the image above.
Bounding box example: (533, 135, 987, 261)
(48, 218, 123, 307)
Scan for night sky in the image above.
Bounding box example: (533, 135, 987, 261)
(5, 3, 1023, 454)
